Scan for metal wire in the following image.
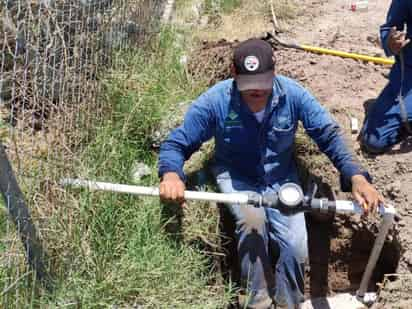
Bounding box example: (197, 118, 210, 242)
(0, 0, 167, 304)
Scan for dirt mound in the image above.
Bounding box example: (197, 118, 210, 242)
(187, 39, 235, 86)
(372, 275, 412, 309)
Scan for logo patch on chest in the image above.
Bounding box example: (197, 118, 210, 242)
(228, 110, 239, 120)
(224, 110, 243, 127)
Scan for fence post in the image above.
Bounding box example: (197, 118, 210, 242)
(0, 142, 52, 289)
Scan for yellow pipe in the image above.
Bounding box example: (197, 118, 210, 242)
(300, 44, 395, 65)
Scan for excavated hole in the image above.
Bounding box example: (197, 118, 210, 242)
(218, 209, 401, 304)
(305, 213, 401, 298)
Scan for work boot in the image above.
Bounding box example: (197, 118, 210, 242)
(273, 302, 302, 309)
(238, 293, 274, 309)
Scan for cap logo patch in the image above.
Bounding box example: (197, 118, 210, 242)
(244, 55, 259, 72)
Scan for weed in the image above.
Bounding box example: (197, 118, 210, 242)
(270, 0, 299, 22)
(204, 0, 242, 14)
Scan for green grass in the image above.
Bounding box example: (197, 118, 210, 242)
(0, 27, 233, 308)
(0, 203, 6, 254)
(271, 0, 299, 21)
(0, 199, 39, 308)
(204, 0, 242, 15)
(44, 195, 231, 308)
(175, 0, 241, 14)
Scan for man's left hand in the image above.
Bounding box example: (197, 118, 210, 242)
(387, 26, 410, 55)
(351, 174, 384, 215)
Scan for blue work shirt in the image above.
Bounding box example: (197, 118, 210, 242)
(381, 0, 412, 66)
(158, 76, 368, 191)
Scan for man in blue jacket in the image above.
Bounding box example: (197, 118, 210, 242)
(361, 0, 412, 153)
(158, 39, 382, 309)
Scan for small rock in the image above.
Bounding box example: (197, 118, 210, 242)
(350, 117, 359, 134)
(180, 55, 188, 66)
(199, 15, 209, 27)
(390, 181, 401, 192)
(394, 197, 403, 204)
(131, 162, 151, 182)
(398, 221, 406, 227)
(402, 251, 412, 266)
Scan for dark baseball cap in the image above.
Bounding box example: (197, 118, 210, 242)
(233, 39, 275, 91)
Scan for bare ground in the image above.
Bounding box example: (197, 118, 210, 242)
(282, 0, 412, 277)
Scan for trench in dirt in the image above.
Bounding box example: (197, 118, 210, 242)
(214, 156, 402, 304)
(218, 206, 401, 304)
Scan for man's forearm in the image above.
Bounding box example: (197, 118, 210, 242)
(158, 139, 187, 181)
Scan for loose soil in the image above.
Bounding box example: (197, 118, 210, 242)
(185, 0, 412, 307)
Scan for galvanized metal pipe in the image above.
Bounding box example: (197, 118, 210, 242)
(357, 204, 396, 299)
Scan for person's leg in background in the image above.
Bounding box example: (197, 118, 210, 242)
(361, 66, 412, 153)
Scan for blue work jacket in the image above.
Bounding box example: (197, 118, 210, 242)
(158, 76, 368, 191)
(381, 0, 412, 67)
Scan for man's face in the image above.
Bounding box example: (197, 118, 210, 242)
(231, 64, 274, 111)
(240, 88, 272, 110)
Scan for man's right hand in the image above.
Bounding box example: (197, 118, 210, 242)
(388, 26, 410, 55)
(159, 172, 186, 204)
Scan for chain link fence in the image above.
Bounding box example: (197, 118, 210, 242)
(0, 0, 168, 305)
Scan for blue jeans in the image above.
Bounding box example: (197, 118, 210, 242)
(361, 64, 412, 153)
(212, 167, 308, 309)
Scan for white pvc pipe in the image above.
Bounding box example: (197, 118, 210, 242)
(335, 200, 396, 217)
(335, 200, 364, 215)
(60, 178, 250, 205)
